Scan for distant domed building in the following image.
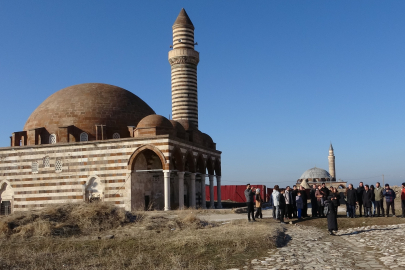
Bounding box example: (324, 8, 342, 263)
(297, 144, 346, 189)
(299, 167, 332, 182)
(0, 9, 222, 215)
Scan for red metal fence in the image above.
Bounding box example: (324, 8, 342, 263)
(206, 185, 266, 203)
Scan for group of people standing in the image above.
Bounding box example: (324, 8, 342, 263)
(270, 185, 309, 224)
(244, 182, 405, 235)
(345, 182, 402, 218)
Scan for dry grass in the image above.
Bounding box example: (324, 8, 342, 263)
(0, 202, 129, 238)
(0, 203, 280, 270)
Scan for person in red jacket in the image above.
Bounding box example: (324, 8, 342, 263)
(401, 182, 405, 218)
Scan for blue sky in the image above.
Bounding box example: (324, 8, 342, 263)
(0, 1, 404, 187)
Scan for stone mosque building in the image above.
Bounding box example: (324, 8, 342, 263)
(0, 9, 223, 215)
(297, 144, 347, 189)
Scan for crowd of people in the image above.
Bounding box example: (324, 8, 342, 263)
(244, 182, 405, 236)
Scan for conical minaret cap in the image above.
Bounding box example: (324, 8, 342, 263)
(173, 8, 194, 29)
(329, 143, 334, 151)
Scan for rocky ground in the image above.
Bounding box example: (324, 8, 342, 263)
(228, 222, 405, 270)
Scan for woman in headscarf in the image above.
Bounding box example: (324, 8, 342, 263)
(254, 188, 263, 219)
(326, 191, 339, 235)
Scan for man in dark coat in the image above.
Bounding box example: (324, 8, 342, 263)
(291, 185, 298, 218)
(383, 184, 396, 217)
(356, 182, 365, 217)
(300, 186, 308, 217)
(244, 184, 256, 222)
(362, 184, 373, 217)
(310, 184, 318, 218)
(321, 182, 330, 199)
(346, 184, 357, 218)
(326, 194, 338, 235)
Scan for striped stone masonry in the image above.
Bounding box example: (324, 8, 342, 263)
(169, 10, 199, 128)
(0, 136, 221, 213)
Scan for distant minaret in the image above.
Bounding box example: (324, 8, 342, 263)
(328, 143, 336, 180)
(168, 8, 200, 128)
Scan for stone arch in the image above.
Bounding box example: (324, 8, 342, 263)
(184, 151, 196, 173)
(338, 184, 346, 189)
(128, 144, 167, 171)
(170, 147, 184, 171)
(195, 154, 205, 174)
(84, 176, 104, 202)
(0, 180, 14, 215)
(206, 156, 214, 175)
(214, 159, 221, 176)
(129, 147, 166, 211)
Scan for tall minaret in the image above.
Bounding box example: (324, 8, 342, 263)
(169, 8, 200, 128)
(328, 143, 336, 180)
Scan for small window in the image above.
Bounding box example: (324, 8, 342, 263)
(112, 133, 120, 139)
(32, 161, 38, 174)
(55, 159, 62, 172)
(80, 132, 88, 142)
(43, 156, 50, 168)
(49, 134, 56, 144)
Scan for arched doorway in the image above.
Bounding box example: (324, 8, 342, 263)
(130, 148, 164, 211)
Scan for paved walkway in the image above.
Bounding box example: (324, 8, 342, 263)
(228, 223, 405, 270)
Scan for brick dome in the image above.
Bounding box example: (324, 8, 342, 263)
(24, 83, 155, 140)
(137, 115, 173, 129)
(176, 119, 197, 131)
(170, 120, 186, 139)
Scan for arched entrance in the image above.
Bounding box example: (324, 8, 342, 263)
(130, 148, 164, 211)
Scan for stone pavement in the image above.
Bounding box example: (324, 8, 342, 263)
(228, 223, 405, 270)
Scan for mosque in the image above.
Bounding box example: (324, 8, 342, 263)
(0, 9, 222, 215)
(297, 144, 347, 189)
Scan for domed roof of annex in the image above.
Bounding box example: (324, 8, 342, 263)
(137, 115, 173, 129)
(24, 83, 155, 136)
(176, 119, 197, 131)
(299, 167, 331, 179)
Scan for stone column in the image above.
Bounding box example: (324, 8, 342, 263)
(216, 175, 222, 209)
(163, 170, 171, 211)
(209, 175, 215, 209)
(200, 174, 206, 209)
(190, 173, 196, 208)
(178, 172, 185, 210)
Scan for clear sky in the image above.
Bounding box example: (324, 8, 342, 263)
(0, 1, 404, 187)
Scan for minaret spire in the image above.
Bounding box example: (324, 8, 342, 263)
(328, 143, 336, 180)
(169, 9, 200, 128)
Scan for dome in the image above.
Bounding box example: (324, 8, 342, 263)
(176, 119, 197, 131)
(24, 83, 155, 139)
(170, 120, 186, 139)
(299, 167, 331, 179)
(170, 120, 186, 133)
(201, 132, 213, 144)
(137, 115, 173, 129)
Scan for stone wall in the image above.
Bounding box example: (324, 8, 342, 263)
(0, 135, 220, 213)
